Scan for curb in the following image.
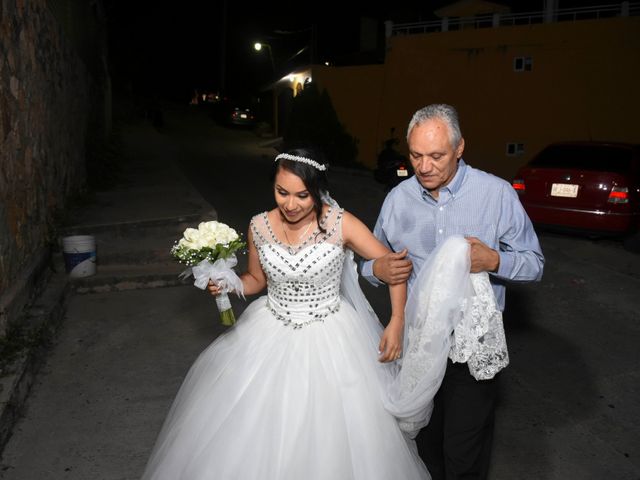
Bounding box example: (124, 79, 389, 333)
(0, 272, 71, 454)
(72, 269, 187, 294)
(60, 211, 217, 237)
(58, 212, 219, 267)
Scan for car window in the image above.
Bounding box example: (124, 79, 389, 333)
(530, 145, 633, 173)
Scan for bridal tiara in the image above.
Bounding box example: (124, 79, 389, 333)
(275, 153, 327, 171)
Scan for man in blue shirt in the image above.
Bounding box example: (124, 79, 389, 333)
(362, 104, 544, 480)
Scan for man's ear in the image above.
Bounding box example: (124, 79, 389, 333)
(456, 137, 465, 159)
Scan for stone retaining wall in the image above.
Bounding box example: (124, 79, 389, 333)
(0, 0, 106, 332)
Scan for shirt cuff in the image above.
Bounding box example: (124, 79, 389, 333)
(361, 259, 385, 287)
(494, 251, 514, 279)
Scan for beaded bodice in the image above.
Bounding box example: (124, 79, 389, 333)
(250, 208, 345, 328)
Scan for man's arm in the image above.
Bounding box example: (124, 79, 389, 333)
(491, 183, 545, 282)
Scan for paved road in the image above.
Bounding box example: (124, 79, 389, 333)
(1, 105, 638, 479)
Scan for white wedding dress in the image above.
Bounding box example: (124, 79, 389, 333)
(141, 207, 500, 480)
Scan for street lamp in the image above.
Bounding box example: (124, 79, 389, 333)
(253, 42, 275, 73)
(253, 41, 278, 136)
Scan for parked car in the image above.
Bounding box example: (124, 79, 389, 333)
(512, 142, 640, 236)
(211, 96, 258, 127)
(228, 105, 256, 126)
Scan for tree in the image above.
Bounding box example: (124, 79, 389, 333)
(283, 83, 359, 167)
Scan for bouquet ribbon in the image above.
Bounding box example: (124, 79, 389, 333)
(181, 256, 245, 299)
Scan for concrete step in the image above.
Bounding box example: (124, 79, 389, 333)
(58, 213, 217, 266)
(52, 255, 192, 294)
(71, 263, 188, 294)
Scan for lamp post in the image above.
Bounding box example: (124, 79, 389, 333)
(253, 41, 278, 136)
(253, 42, 275, 73)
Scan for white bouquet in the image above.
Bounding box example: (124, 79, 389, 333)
(171, 221, 246, 326)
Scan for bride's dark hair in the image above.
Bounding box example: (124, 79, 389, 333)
(272, 147, 329, 233)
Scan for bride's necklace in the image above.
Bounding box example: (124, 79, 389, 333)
(281, 215, 315, 253)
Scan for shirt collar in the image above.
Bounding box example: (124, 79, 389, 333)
(415, 158, 468, 199)
(447, 158, 467, 195)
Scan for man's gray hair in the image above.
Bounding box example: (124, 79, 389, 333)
(407, 104, 463, 148)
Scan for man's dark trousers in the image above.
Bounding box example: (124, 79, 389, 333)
(417, 359, 500, 480)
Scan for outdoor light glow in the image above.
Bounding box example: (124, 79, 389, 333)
(288, 74, 295, 82)
(512, 179, 525, 192)
(254, 42, 275, 72)
(609, 191, 628, 198)
(608, 187, 629, 203)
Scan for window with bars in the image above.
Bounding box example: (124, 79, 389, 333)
(506, 143, 525, 156)
(513, 56, 533, 72)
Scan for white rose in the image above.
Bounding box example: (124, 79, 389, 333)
(195, 236, 211, 249)
(183, 227, 200, 243)
(201, 232, 219, 247)
(197, 221, 239, 245)
(213, 223, 225, 236)
(198, 221, 217, 236)
(184, 227, 209, 250)
(221, 224, 239, 242)
(181, 240, 198, 250)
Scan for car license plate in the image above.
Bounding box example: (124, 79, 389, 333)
(396, 169, 408, 177)
(551, 183, 579, 198)
(240, 114, 247, 119)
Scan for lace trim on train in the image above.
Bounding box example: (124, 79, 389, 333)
(450, 275, 509, 380)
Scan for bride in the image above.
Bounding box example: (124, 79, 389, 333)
(140, 148, 499, 479)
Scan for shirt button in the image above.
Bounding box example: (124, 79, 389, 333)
(438, 229, 443, 234)
(439, 207, 444, 211)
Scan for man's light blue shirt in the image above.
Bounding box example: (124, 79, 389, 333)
(361, 159, 544, 311)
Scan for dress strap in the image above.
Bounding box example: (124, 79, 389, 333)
(318, 207, 344, 248)
(249, 212, 272, 250)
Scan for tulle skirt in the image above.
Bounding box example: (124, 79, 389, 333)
(141, 296, 428, 479)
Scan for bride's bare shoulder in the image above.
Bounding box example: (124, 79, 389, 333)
(341, 209, 365, 226)
(264, 208, 277, 217)
(251, 209, 277, 222)
(340, 210, 373, 239)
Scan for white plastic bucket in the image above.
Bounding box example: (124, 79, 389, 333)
(62, 235, 97, 278)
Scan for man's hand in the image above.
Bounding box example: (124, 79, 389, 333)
(466, 237, 500, 273)
(372, 249, 413, 285)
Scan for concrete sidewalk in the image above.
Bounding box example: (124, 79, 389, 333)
(0, 117, 232, 478)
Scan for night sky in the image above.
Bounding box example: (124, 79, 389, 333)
(104, 0, 608, 101)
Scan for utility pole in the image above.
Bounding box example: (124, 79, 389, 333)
(219, 0, 227, 92)
(310, 24, 317, 65)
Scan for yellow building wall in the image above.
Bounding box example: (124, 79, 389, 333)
(318, 16, 640, 179)
(311, 65, 384, 168)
